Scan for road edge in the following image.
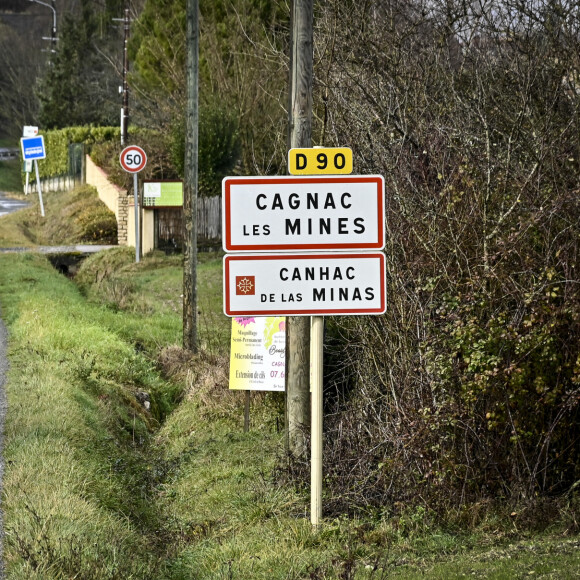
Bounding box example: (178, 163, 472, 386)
(0, 308, 7, 579)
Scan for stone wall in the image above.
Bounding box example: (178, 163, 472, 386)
(85, 154, 222, 251)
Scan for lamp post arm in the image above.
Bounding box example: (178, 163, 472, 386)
(28, 0, 57, 34)
(28, 0, 57, 55)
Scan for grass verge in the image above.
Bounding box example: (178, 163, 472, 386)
(0, 253, 179, 578)
(0, 249, 578, 578)
(0, 184, 117, 247)
(75, 247, 229, 355)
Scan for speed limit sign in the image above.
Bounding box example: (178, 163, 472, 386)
(120, 145, 147, 263)
(120, 145, 147, 173)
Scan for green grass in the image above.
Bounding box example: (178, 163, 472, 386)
(75, 247, 229, 355)
(0, 248, 578, 578)
(377, 536, 580, 578)
(0, 214, 35, 248)
(0, 184, 117, 248)
(0, 253, 175, 578)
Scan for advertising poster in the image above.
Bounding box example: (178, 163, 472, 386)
(229, 317, 286, 391)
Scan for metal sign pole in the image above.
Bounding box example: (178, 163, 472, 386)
(119, 145, 147, 264)
(134, 172, 140, 263)
(34, 160, 45, 217)
(24, 159, 33, 195)
(310, 315, 324, 526)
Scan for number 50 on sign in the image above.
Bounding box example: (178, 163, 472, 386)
(119, 145, 147, 173)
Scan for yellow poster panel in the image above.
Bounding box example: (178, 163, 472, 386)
(229, 317, 286, 391)
(288, 147, 353, 175)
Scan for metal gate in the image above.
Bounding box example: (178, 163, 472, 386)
(68, 143, 84, 180)
(155, 208, 184, 252)
(153, 197, 222, 253)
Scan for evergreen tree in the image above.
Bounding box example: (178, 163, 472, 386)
(129, 0, 289, 182)
(38, 1, 121, 129)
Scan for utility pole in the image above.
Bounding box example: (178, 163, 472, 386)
(121, 7, 130, 145)
(183, 0, 199, 352)
(113, 7, 130, 145)
(286, 0, 313, 458)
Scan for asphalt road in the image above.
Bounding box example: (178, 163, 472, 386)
(0, 190, 28, 218)
(0, 313, 7, 579)
(0, 187, 18, 578)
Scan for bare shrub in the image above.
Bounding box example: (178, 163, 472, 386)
(157, 347, 243, 416)
(313, 0, 580, 514)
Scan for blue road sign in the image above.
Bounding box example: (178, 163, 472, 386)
(20, 136, 46, 161)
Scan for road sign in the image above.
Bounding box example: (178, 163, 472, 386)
(119, 145, 147, 173)
(288, 147, 353, 175)
(222, 175, 385, 252)
(142, 181, 183, 207)
(223, 252, 386, 316)
(20, 136, 46, 161)
(120, 145, 147, 262)
(22, 126, 39, 138)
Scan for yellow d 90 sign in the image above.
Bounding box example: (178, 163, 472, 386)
(288, 147, 353, 175)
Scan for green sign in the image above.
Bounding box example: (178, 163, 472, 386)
(143, 181, 183, 207)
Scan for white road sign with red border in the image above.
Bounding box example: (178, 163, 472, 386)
(119, 145, 147, 173)
(222, 175, 385, 252)
(223, 252, 386, 317)
(23, 126, 39, 138)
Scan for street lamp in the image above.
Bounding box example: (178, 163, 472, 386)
(28, 0, 57, 54)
